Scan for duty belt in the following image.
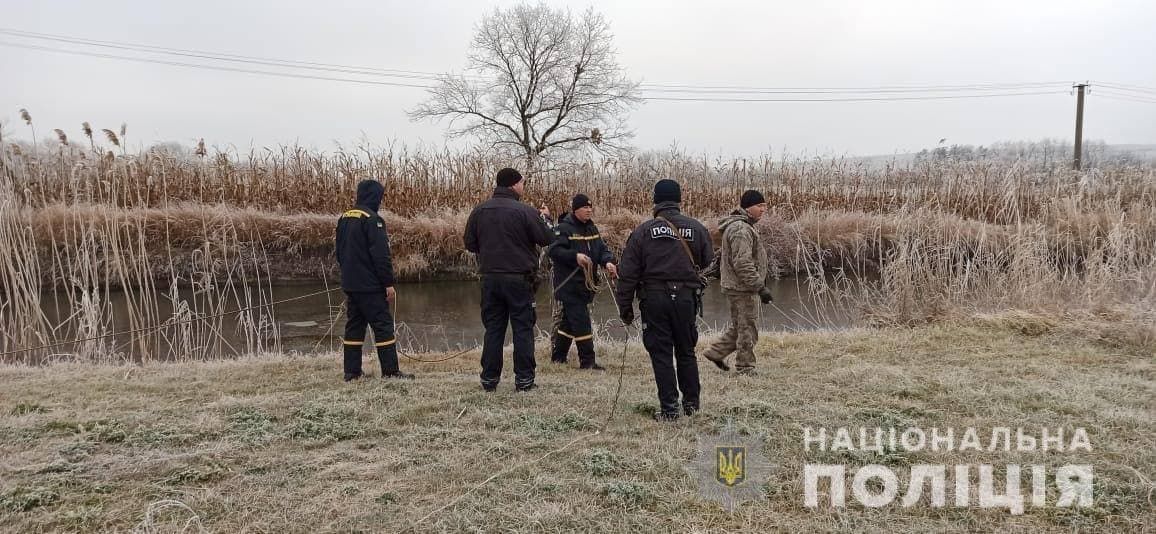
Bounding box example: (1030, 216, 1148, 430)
(642, 280, 706, 318)
(642, 280, 701, 292)
(483, 272, 535, 282)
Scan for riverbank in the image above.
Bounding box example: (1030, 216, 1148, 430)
(2, 316, 1152, 532)
(19, 200, 1156, 285)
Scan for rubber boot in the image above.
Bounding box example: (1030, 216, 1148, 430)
(577, 340, 603, 370)
(343, 345, 364, 382)
(377, 345, 413, 380)
(550, 333, 572, 364)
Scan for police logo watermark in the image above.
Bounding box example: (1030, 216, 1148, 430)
(716, 446, 746, 487)
(802, 426, 1095, 513)
(688, 423, 775, 511)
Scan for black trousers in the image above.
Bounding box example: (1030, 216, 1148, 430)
(480, 274, 537, 389)
(640, 286, 701, 415)
(343, 291, 399, 376)
(551, 292, 595, 366)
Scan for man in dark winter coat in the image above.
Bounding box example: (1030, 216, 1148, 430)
(547, 194, 617, 369)
(335, 179, 414, 382)
(614, 179, 713, 421)
(464, 168, 554, 392)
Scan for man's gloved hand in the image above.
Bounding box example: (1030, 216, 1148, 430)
(758, 287, 773, 304)
(619, 309, 634, 326)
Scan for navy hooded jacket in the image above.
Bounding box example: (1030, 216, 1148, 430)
(336, 180, 395, 292)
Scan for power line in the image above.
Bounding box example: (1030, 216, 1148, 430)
(4, 41, 1070, 103)
(638, 81, 1070, 94)
(1096, 89, 1156, 102)
(1095, 94, 1156, 105)
(1094, 82, 1156, 97)
(0, 31, 1094, 105)
(0, 27, 455, 82)
(1091, 90, 1156, 105)
(2, 26, 1078, 96)
(1095, 81, 1156, 93)
(0, 41, 436, 89)
(640, 90, 1068, 103)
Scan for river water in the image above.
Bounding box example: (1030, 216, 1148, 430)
(262, 277, 857, 353)
(33, 278, 862, 360)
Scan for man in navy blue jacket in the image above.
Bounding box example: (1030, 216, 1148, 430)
(547, 194, 617, 369)
(336, 179, 415, 382)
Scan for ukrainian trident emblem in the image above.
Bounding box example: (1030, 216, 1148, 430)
(716, 446, 746, 486)
(689, 421, 775, 511)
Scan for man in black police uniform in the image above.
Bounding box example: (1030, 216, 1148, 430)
(464, 168, 553, 392)
(335, 179, 414, 382)
(614, 179, 713, 421)
(547, 194, 618, 369)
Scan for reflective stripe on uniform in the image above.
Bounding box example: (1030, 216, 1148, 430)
(556, 329, 593, 342)
(342, 340, 362, 346)
(568, 234, 601, 241)
(374, 338, 396, 347)
(342, 209, 372, 219)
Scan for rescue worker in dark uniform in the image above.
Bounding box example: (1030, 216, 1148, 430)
(614, 179, 713, 421)
(464, 168, 553, 392)
(547, 194, 618, 369)
(335, 179, 414, 382)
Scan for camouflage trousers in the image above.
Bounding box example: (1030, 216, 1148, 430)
(703, 291, 758, 370)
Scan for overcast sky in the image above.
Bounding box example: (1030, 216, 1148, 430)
(2, 0, 1154, 156)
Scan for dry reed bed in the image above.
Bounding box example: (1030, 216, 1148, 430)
(3, 142, 1155, 363)
(4, 144, 1154, 222)
(15, 202, 1156, 285)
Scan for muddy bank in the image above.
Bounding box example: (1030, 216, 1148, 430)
(17, 202, 1154, 289)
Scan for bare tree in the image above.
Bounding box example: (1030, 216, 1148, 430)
(410, 3, 641, 163)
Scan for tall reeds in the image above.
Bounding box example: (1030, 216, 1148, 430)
(4, 134, 1151, 222)
(2, 119, 1154, 362)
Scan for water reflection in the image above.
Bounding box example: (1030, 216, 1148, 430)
(36, 277, 867, 359)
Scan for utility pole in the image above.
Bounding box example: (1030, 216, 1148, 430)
(1073, 83, 1087, 170)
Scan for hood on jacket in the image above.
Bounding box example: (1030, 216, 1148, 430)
(652, 201, 681, 218)
(356, 180, 385, 212)
(718, 208, 753, 232)
(493, 185, 522, 201)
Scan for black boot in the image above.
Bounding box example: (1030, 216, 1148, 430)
(343, 345, 364, 381)
(377, 345, 413, 379)
(551, 333, 571, 364)
(654, 399, 681, 422)
(577, 339, 603, 370)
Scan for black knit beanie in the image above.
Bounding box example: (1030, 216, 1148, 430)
(653, 179, 681, 204)
(496, 167, 523, 187)
(740, 189, 766, 209)
(571, 193, 592, 212)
